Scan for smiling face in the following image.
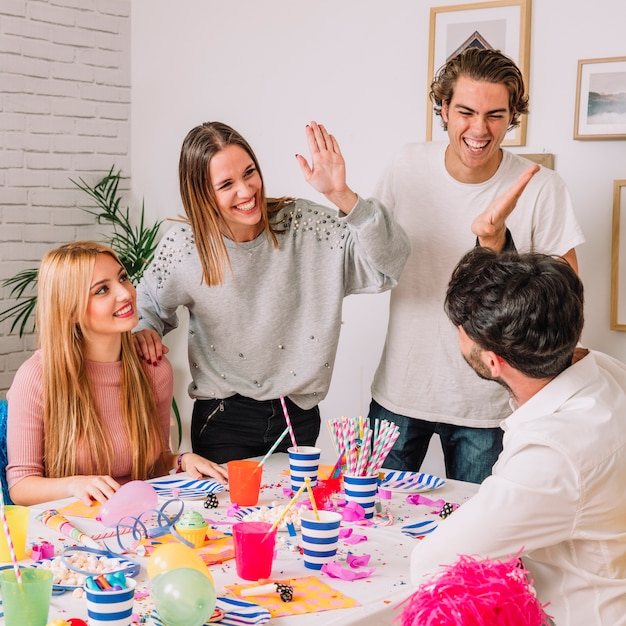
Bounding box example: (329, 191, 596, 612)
(209, 144, 264, 242)
(442, 76, 513, 184)
(81, 253, 137, 342)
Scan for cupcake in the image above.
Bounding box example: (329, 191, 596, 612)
(175, 510, 208, 548)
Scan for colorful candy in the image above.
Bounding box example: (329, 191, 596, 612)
(85, 572, 128, 591)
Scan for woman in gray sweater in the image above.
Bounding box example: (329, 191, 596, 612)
(133, 120, 410, 464)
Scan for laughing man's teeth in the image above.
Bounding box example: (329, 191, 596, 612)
(465, 139, 488, 149)
(235, 199, 255, 211)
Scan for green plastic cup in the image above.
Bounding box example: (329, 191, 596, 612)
(0, 567, 53, 626)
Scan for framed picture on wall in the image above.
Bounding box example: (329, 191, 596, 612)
(611, 180, 626, 331)
(574, 57, 626, 140)
(427, 0, 531, 146)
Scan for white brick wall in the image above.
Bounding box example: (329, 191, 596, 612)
(0, 0, 131, 395)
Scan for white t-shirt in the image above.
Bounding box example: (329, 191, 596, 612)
(371, 142, 586, 427)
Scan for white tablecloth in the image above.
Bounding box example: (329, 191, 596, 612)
(1, 454, 478, 625)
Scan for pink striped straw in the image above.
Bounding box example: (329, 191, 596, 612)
(367, 423, 400, 474)
(279, 395, 298, 451)
(0, 491, 22, 585)
(356, 428, 373, 476)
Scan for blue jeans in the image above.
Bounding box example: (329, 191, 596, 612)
(191, 394, 321, 464)
(368, 399, 503, 484)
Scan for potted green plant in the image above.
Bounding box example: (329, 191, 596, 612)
(0, 167, 183, 446)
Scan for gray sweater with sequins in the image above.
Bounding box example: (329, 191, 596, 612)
(135, 196, 410, 409)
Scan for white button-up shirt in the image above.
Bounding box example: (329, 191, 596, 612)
(410, 350, 626, 626)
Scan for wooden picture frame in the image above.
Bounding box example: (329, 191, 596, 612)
(518, 153, 554, 170)
(574, 57, 626, 140)
(611, 180, 626, 331)
(427, 0, 532, 147)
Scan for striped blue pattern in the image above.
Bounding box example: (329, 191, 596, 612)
(401, 519, 439, 538)
(302, 546, 338, 558)
(148, 477, 225, 500)
(301, 545, 339, 569)
(85, 580, 135, 626)
(150, 596, 271, 625)
(343, 474, 378, 519)
(288, 446, 320, 490)
(378, 471, 445, 493)
(301, 518, 340, 532)
(302, 534, 339, 545)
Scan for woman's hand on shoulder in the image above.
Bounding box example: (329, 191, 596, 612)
(180, 453, 228, 484)
(133, 329, 169, 366)
(68, 475, 121, 506)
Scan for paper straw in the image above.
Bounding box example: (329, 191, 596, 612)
(280, 395, 298, 451)
(257, 425, 290, 468)
(326, 420, 340, 455)
(263, 481, 308, 539)
(329, 452, 344, 479)
(0, 490, 21, 585)
(373, 417, 380, 446)
(304, 477, 319, 520)
(356, 428, 373, 477)
(367, 423, 400, 475)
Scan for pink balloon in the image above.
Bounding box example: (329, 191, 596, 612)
(97, 480, 158, 526)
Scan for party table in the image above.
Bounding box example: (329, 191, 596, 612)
(0, 454, 478, 626)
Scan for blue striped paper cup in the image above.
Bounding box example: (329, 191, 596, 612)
(300, 510, 342, 570)
(85, 577, 136, 626)
(288, 446, 321, 492)
(343, 473, 378, 519)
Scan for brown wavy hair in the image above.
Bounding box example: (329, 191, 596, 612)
(430, 47, 529, 132)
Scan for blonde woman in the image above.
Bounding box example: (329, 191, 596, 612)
(6, 241, 227, 506)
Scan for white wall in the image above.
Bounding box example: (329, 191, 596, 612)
(131, 0, 626, 472)
(0, 0, 131, 393)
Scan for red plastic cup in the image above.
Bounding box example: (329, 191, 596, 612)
(232, 521, 277, 581)
(227, 460, 263, 506)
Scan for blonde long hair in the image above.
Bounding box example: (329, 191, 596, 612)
(179, 121, 294, 286)
(37, 241, 165, 480)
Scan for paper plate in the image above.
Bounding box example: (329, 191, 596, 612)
(148, 477, 225, 500)
(401, 519, 439, 538)
(233, 505, 303, 533)
(30, 554, 138, 590)
(150, 596, 271, 626)
(378, 471, 445, 493)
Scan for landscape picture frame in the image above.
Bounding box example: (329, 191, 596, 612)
(574, 57, 626, 140)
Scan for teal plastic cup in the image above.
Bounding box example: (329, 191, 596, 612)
(0, 567, 53, 626)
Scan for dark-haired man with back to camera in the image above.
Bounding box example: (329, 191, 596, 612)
(409, 247, 626, 625)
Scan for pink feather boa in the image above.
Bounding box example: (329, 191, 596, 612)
(397, 554, 552, 626)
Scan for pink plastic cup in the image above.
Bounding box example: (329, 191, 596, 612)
(232, 521, 277, 581)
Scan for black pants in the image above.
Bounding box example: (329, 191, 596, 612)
(191, 394, 321, 464)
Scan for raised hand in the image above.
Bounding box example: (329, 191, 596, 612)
(472, 164, 540, 251)
(295, 121, 357, 214)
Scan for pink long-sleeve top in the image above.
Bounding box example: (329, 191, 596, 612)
(6, 350, 174, 489)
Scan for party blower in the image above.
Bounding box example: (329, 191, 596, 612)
(37, 509, 102, 550)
